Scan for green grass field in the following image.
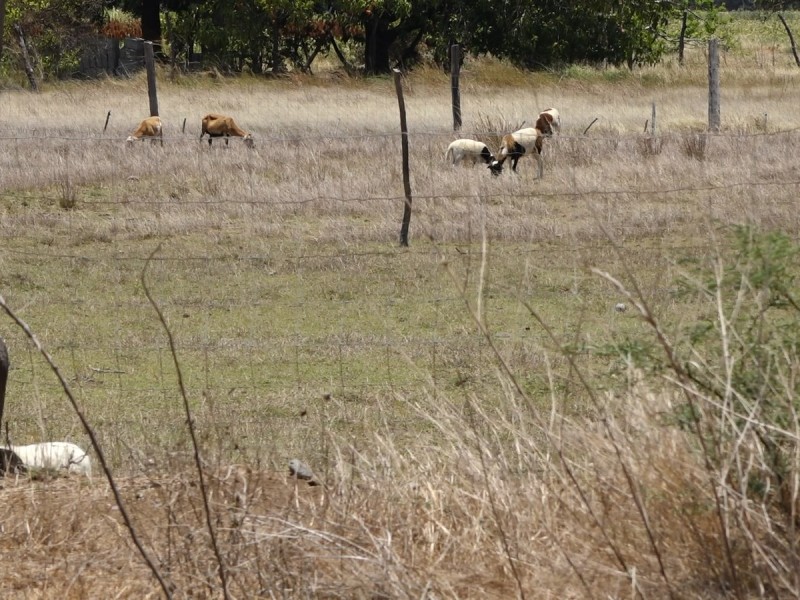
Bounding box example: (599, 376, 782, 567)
(1, 13, 800, 597)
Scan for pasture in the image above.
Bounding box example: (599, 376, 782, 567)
(1, 21, 800, 597)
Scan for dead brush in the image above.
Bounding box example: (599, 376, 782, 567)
(681, 132, 708, 161)
(473, 112, 526, 157)
(57, 175, 77, 210)
(557, 135, 611, 168)
(637, 134, 665, 157)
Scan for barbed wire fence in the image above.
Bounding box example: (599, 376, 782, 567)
(2, 126, 800, 373)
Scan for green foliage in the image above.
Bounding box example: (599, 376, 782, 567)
(164, 0, 332, 72)
(679, 1, 728, 39)
(665, 2, 738, 56)
(594, 335, 663, 378)
(4, 0, 105, 79)
(616, 225, 800, 517)
(456, 0, 673, 69)
(130, 0, 720, 74)
(2, 0, 795, 80)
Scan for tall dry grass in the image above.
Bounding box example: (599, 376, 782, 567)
(1, 68, 799, 247)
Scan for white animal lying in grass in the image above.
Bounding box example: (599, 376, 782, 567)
(0, 338, 92, 478)
(3, 441, 92, 476)
(445, 139, 497, 168)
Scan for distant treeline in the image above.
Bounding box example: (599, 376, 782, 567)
(0, 0, 796, 82)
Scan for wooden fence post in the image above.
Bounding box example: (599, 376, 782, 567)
(144, 41, 159, 117)
(708, 38, 720, 133)
(394, 69, 413, 247)
(451, 44, 462, 131)
(651, 102, 657, 136)
(0, 338, 8, 446)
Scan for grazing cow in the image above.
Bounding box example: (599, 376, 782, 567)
(126, 116, 163, 146)
(200, 113, 254, 147)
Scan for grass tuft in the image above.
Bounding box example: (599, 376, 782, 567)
(681, 132, 708, 161)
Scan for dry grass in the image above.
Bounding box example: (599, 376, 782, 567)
(2, 378, 797, 598)
(1, 30, 800, 597)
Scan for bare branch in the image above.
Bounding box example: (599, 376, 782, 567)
(0, 295, 173, 599)
(140, 244, 231, 600)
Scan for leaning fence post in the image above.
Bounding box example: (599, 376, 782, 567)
(394, 68, 413, 247)
(450, 44, 462, 131)
(144, 41, 159, 117)
(708, 38, 720, 133)
(651, 102, 657, 136)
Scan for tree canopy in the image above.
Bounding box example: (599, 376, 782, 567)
(0, 0, 729, 79)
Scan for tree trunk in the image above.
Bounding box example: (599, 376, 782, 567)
(330, 36, 354, 72)
(399, 29, 424, 67)
(778, 13, 800, 68)
(678, 10, 688, 66)
(165, 10, 178, 79)
(141, 0, 162, 52)
(271, 19, 285, 73)
(202, 7, 227, 67)
(364, 12, 392, 74)
(251, 51, 263, 74)
(0, 0, 6, 63)
(13, 24, 38, 92)
(301, 38, 325, 74)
